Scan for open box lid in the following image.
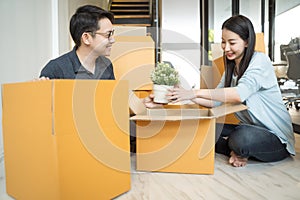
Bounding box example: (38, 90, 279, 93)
(210, 103, 248, 118)
(129, 91, 248, 121)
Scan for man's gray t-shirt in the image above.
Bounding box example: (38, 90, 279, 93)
(40, 47, 115, 80)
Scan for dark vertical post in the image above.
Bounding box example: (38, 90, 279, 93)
(232, 0, 239, 16)
(269, 0, 275, 61)
(156, 0, 161, 62)
(261, 0, 265, 33)
(200, 0, 209, 65)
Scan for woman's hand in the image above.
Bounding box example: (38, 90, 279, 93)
(167, 86, 196, 103)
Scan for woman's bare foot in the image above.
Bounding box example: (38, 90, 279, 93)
(229, 151, 248, 167)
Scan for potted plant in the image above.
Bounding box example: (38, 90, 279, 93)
(150, 62, 180, 103)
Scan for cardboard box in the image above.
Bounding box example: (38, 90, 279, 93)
(114, 25, 147, 36)
(110, 36, 155, 91)
(200, 65, 239, 124)
(2, 80, 131, 200)
(129, 93, 247, 174)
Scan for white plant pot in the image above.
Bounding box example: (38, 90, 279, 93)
(153, 84, 174, 104)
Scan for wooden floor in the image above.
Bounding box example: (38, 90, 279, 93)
(116, 134, 300, 200)
(1, 134, 300, 200)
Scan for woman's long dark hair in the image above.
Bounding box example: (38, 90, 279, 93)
(222, 15, 256, 87)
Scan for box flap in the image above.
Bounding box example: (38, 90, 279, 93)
(200, 65, 221, 89)
(130, 107, 213, 121)
(130, 114, 213, 121)
(210, 103, 248, 118)
(129, 90, 147, 115)
(200, 65, 214, 89)
(129, 91, 247, 121)
(146, 108, 209, 116)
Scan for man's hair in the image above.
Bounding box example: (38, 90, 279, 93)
(69, 5, 114, 47)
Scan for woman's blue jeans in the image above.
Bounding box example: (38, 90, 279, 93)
(215, 123, 290, 162)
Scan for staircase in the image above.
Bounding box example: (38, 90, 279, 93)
(109, 0, 153, 26)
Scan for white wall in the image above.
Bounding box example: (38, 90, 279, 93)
(213, 0, 263, 43)
(274, 5, 300, 62)
(161, 0, 201, 90)
(0, 0, 54, 83)
(0, 0, 58, 160)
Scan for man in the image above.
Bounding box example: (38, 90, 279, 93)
(40, 5, 115, 80)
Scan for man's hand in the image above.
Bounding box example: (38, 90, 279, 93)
(143, 94, 163, 108)
(32, 76, 50, 81)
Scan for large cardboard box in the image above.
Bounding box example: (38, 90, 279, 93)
(2, 80, 131, 200)
(129, 93, 247, 174)
(110, 36, 155, 91)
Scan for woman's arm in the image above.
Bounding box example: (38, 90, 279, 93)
(169, 87, 241, 104)
(194, 87, 241, 103)
(190, 97, 215, 108)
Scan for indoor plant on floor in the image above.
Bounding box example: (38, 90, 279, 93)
(150, 62, 180, 103)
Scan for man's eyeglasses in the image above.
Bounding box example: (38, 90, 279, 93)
(93, 29, 115, 39)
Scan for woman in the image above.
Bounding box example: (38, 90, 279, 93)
(168, 15, 295, 167)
